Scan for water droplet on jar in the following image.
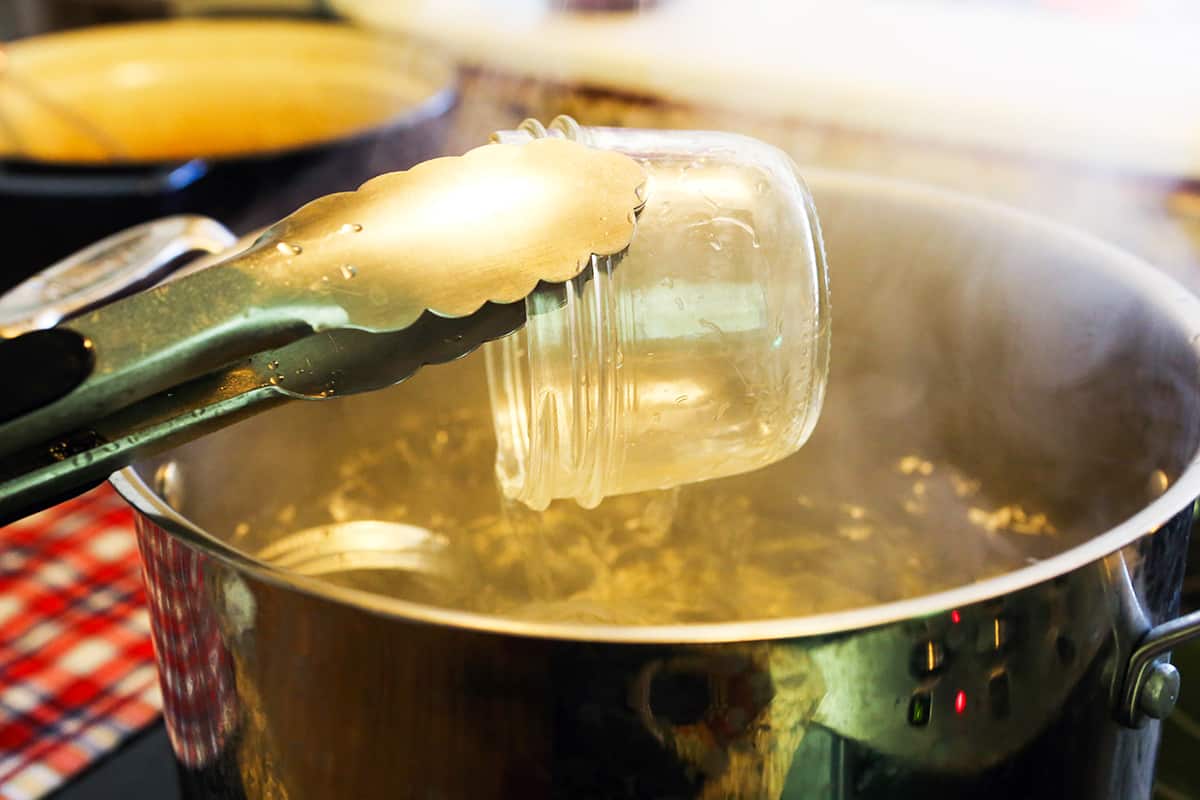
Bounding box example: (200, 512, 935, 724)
(340, 223, 363, 234)
(755, 180, 768, 194)
(634, 183, 647, 203)
(267, 360, 279, 370)
(276, 242, 302, 256)
(674, 297, 685, 311)
(340, 264, 358, 279)
(675, 394, 688, 405)
(708, 239, 723, 252)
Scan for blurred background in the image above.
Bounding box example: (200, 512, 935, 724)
(0, 1, 1197, 798)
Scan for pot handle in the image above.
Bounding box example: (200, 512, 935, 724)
(1115, 607, 1200, 726)
(1105, 529, 1200, 728)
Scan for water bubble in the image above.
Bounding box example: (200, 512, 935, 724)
(340, 223, 363, 234)
(276, 242, 302, 256)
(340, 264, 358, 279)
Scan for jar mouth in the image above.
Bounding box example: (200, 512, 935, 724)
(485, 257, 627, 510)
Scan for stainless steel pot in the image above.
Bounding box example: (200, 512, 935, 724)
(113, 170, 1200, 799)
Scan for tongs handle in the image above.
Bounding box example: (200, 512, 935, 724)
(0, 252, 316, 457)
(0, 136, 647, 524)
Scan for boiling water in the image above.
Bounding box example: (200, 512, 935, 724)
(244, 394, 1070, 625)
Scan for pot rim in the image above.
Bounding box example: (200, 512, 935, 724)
(112, 168, 1200, 644)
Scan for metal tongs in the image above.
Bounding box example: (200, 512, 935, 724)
(0, 135, 646, 524)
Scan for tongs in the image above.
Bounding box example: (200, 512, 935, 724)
(0, 136, 646, 524)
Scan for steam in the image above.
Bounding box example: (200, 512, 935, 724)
(325, 0, 1200, 613)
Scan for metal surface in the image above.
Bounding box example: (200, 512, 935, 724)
(111, 171, 1200, 798)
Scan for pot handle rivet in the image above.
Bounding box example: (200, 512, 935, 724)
(1137, 661, 1181, 720)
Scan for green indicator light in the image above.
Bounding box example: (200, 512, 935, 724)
(908, 692, 932, 727)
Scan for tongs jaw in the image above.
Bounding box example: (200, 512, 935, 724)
(0, 135, 646, 524)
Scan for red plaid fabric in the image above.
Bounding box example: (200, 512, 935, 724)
(0, 485, 161, 800)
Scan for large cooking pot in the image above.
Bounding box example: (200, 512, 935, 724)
(0, 18, 456, 293)
(113, 170, 1200, 799)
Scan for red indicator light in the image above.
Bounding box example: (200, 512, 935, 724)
(954, 691, 967, 714)
(950, 610, 961, 624)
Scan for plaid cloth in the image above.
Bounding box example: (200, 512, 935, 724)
(0, 485, 161, 800)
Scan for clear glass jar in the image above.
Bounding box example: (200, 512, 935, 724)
(485, 116, 830, 510)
